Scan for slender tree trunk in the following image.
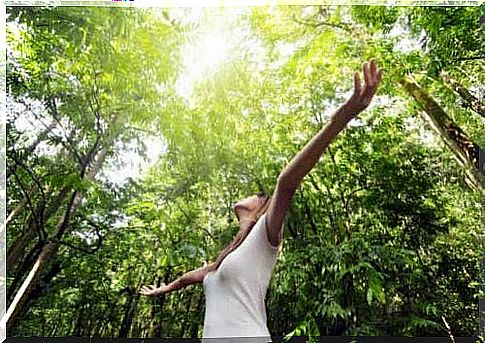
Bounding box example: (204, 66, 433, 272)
(7, 129, 79, 268)
(7, 241, 43, 306)
(7, 186, 70, 271)
(3, 198, 28, 230)
(7, 185, 72, 305)
(4, 242, 55, 332)
(3, 184, 38, 229)
(148, 267, 173, 338)
(7, 215, 40, 275)
(400, 76, 482, 191)
(180, 292, 193, 337)
(73, 297, 85, 336)
(8, 220, 42, 275)
(148, 289, 162, 337)
(106, 302, 118, 337)
(190, 292, 204, 338)
(3, 148, 109, 331)
(8, 259, 63, 327)
(119, 291, 136, 338)
(28, 260, 62, 304)
(440, 71, 485, 118)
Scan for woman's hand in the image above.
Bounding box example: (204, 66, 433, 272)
(342, 59, 383, 117)
(139, 283, 170, 297)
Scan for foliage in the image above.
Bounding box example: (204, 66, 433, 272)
(6, 5, 481, 338)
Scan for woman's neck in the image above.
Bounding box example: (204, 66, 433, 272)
(238, 217, 254, 231)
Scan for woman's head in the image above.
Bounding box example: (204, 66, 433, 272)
(208, 192, 272, 273)
(233, 191, 271, 225)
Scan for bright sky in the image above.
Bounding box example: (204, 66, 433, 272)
(9, 97, 169, 187)
(97, 131, 168, 187)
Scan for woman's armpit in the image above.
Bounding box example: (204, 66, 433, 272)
(264, 213, 282, 252)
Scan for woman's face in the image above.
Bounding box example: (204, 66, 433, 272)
(233, 195, 266, 221)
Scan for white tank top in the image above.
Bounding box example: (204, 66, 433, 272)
(202, 213, 281, 342)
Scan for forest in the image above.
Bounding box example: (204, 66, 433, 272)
(4, 4, 484, 339)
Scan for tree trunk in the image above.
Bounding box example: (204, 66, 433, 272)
(73, 293, 86, 336)
(180, 292, 193, 337)
(3, 148, 108, 331)
(8, 259, 63, 327)
(147, 267, 173, 338)
(119, 290, 138, 338)
(7, 240, 43, 306)
(28, 260, 63, 304)
(440, 71, 485, 119)
(400, 76, 482, 191)
(7, 215, 40, 275)
(190, 293, 204, 338)
(148, 293, 162, 337)
(3, 184, 38, 230)
(4, 241, 57, 332)
(7, 223, 40, 281)
(7, 185, 73, 307)
(7, 186, 70, 271)
(6, 127, 81, 269)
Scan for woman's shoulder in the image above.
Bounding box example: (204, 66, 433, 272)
(253, 213, 282, 253)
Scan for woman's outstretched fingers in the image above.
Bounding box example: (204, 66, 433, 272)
(139, 285, 155, 295)
(363, 62, 370, 86)
(370, 59, 377, 78)
(377, 68, 383, 84)
(341, 59, 383, 116)
(354, 72, 362, 96)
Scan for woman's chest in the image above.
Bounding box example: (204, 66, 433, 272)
(206, 239, 261, 287)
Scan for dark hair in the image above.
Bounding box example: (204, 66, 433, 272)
(208, 193, 271, 272)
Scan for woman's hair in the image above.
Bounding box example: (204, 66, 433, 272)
(208, 192, 271, 272)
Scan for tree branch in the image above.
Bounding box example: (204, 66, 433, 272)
(441, 316, 456, 343)
(9, 151, 46, 200)
(52, 218, 105, 255)
(452, 55, 485, 61)
(16, 97, 83, 166)
(54, 238, 103, 255)
(291, 13, 351, 33)
(43, 77, 84, 166)
(11, 170, 46, 242)
(400, 76, 481, 191)
(440, 71, 485, 118)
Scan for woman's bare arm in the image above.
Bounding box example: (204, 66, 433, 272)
(266, 60, 383, 246)
(139, 263, 214, 297)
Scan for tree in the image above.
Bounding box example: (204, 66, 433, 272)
(6, 6, 184, 330)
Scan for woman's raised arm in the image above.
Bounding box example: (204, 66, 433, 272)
(265, 59, 383, 247)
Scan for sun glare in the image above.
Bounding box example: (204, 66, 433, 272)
(175, 9, 244, 102)
(176, 30, 230, 100)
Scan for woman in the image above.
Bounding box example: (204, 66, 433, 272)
(139, 59, 383, 341)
